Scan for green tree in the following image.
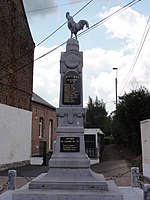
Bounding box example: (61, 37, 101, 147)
(85, 96, 110, 135)
(111, 86, 150, 155)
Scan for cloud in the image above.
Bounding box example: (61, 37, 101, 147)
(23, 0, 57, 16)
(33, 46, 64, 107)
(23, 0, 88, 17)
(85, 7, 150, 110)
(98, 6, 147, 50)
(33, 6, 150, 113)
(83, 48, 128, 111)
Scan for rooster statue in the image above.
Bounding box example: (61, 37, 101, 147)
(66, 12, 89, 40)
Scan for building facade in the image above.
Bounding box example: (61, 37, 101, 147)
(0, 0, 34, 169)
(0, 0, 34, 110)
(31, 93, 57, 157)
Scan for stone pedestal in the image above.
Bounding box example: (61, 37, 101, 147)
(13, 38, 123, 200)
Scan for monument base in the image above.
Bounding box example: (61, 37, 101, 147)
(13, 179, 122, 200)
(29, 168, 108, 190)
(13, 168, 123, 200)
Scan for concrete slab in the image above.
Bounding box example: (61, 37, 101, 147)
(12, 180, 122, 200)
(119, 187, 143, 200)
(0, 191, 13, 200)
(29, 169, 108, 190)
(0, 186, 144, 200)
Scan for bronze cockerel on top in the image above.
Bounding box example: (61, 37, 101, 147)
(66, 12, 89, 40)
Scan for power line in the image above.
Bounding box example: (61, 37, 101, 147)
(0, 0, 141, 82)
(120, 16, 150, 85)
(0, 42, 66, 81)
(37, 0, 93, 46)
(0, 0, 93, 72)
(120, 16, 150, 95)
(26, 0, 89, 13)
(78, 0, 141, 38)
(37, 0, 140, 56)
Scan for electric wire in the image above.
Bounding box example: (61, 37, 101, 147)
(0, 0, 93, 72)
(120, 16, 150, 95)
(26, 0, 89, 13)
(0, 0, 141, 82)
(0, 0, 140, 81)
(121, 16, 150, 85)
(37, 0, 93, 46)
(0, 42, 66, 81)
(78, 0, 141, 38)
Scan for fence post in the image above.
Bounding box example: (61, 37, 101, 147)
(8, 170, 16, 190)
(143, 184, 150, 200)
(131, 167, 140, 187)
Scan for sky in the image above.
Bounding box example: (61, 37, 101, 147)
(23, 0, 150, 114)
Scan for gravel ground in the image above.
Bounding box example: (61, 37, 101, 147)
(91, 159, 131, 186)
(91, 144, 131, 186)
(0, 144, 131, 193)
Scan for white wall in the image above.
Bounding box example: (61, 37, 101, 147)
(140, 119, 150, 178)
(0, 104, 32, 165)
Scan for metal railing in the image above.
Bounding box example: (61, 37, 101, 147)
(85, 147, 97, 159)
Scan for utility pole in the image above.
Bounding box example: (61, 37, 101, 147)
(113, 67, 118, 109)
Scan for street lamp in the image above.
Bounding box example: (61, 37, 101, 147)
(113, 67, 118, 109)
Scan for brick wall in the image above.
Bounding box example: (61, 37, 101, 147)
(0, 0, 34, 111)
(31, 102, 57, 156)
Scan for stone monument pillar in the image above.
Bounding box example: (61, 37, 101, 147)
(13, 38, 123, 200)
(49, 38, 89, 169)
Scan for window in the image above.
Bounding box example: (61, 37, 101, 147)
(39, 117, 44, 138)
(49, 120, 53, 150)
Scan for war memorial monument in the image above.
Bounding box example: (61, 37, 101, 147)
(12, 13, 123, 200)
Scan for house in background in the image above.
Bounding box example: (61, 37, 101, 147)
(0, 0, 34, 169)
(84, 128, 105, 165)
(31, 93, 57, 164)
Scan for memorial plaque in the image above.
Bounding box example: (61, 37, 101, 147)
(63, 71, 81, 105)
(60, 137, 80, 152)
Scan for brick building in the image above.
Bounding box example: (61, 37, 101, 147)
(0, 0, 57, 167)
(31, 93, 57, 157)
(0, 0, 35, 168)
(0, 0, 35, 111)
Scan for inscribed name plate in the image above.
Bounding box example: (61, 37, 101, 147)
(63, 71, 81, 105)
(60, 137, 80, 152)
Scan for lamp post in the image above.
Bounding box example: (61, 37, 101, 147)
(113, 67, 118, 109)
